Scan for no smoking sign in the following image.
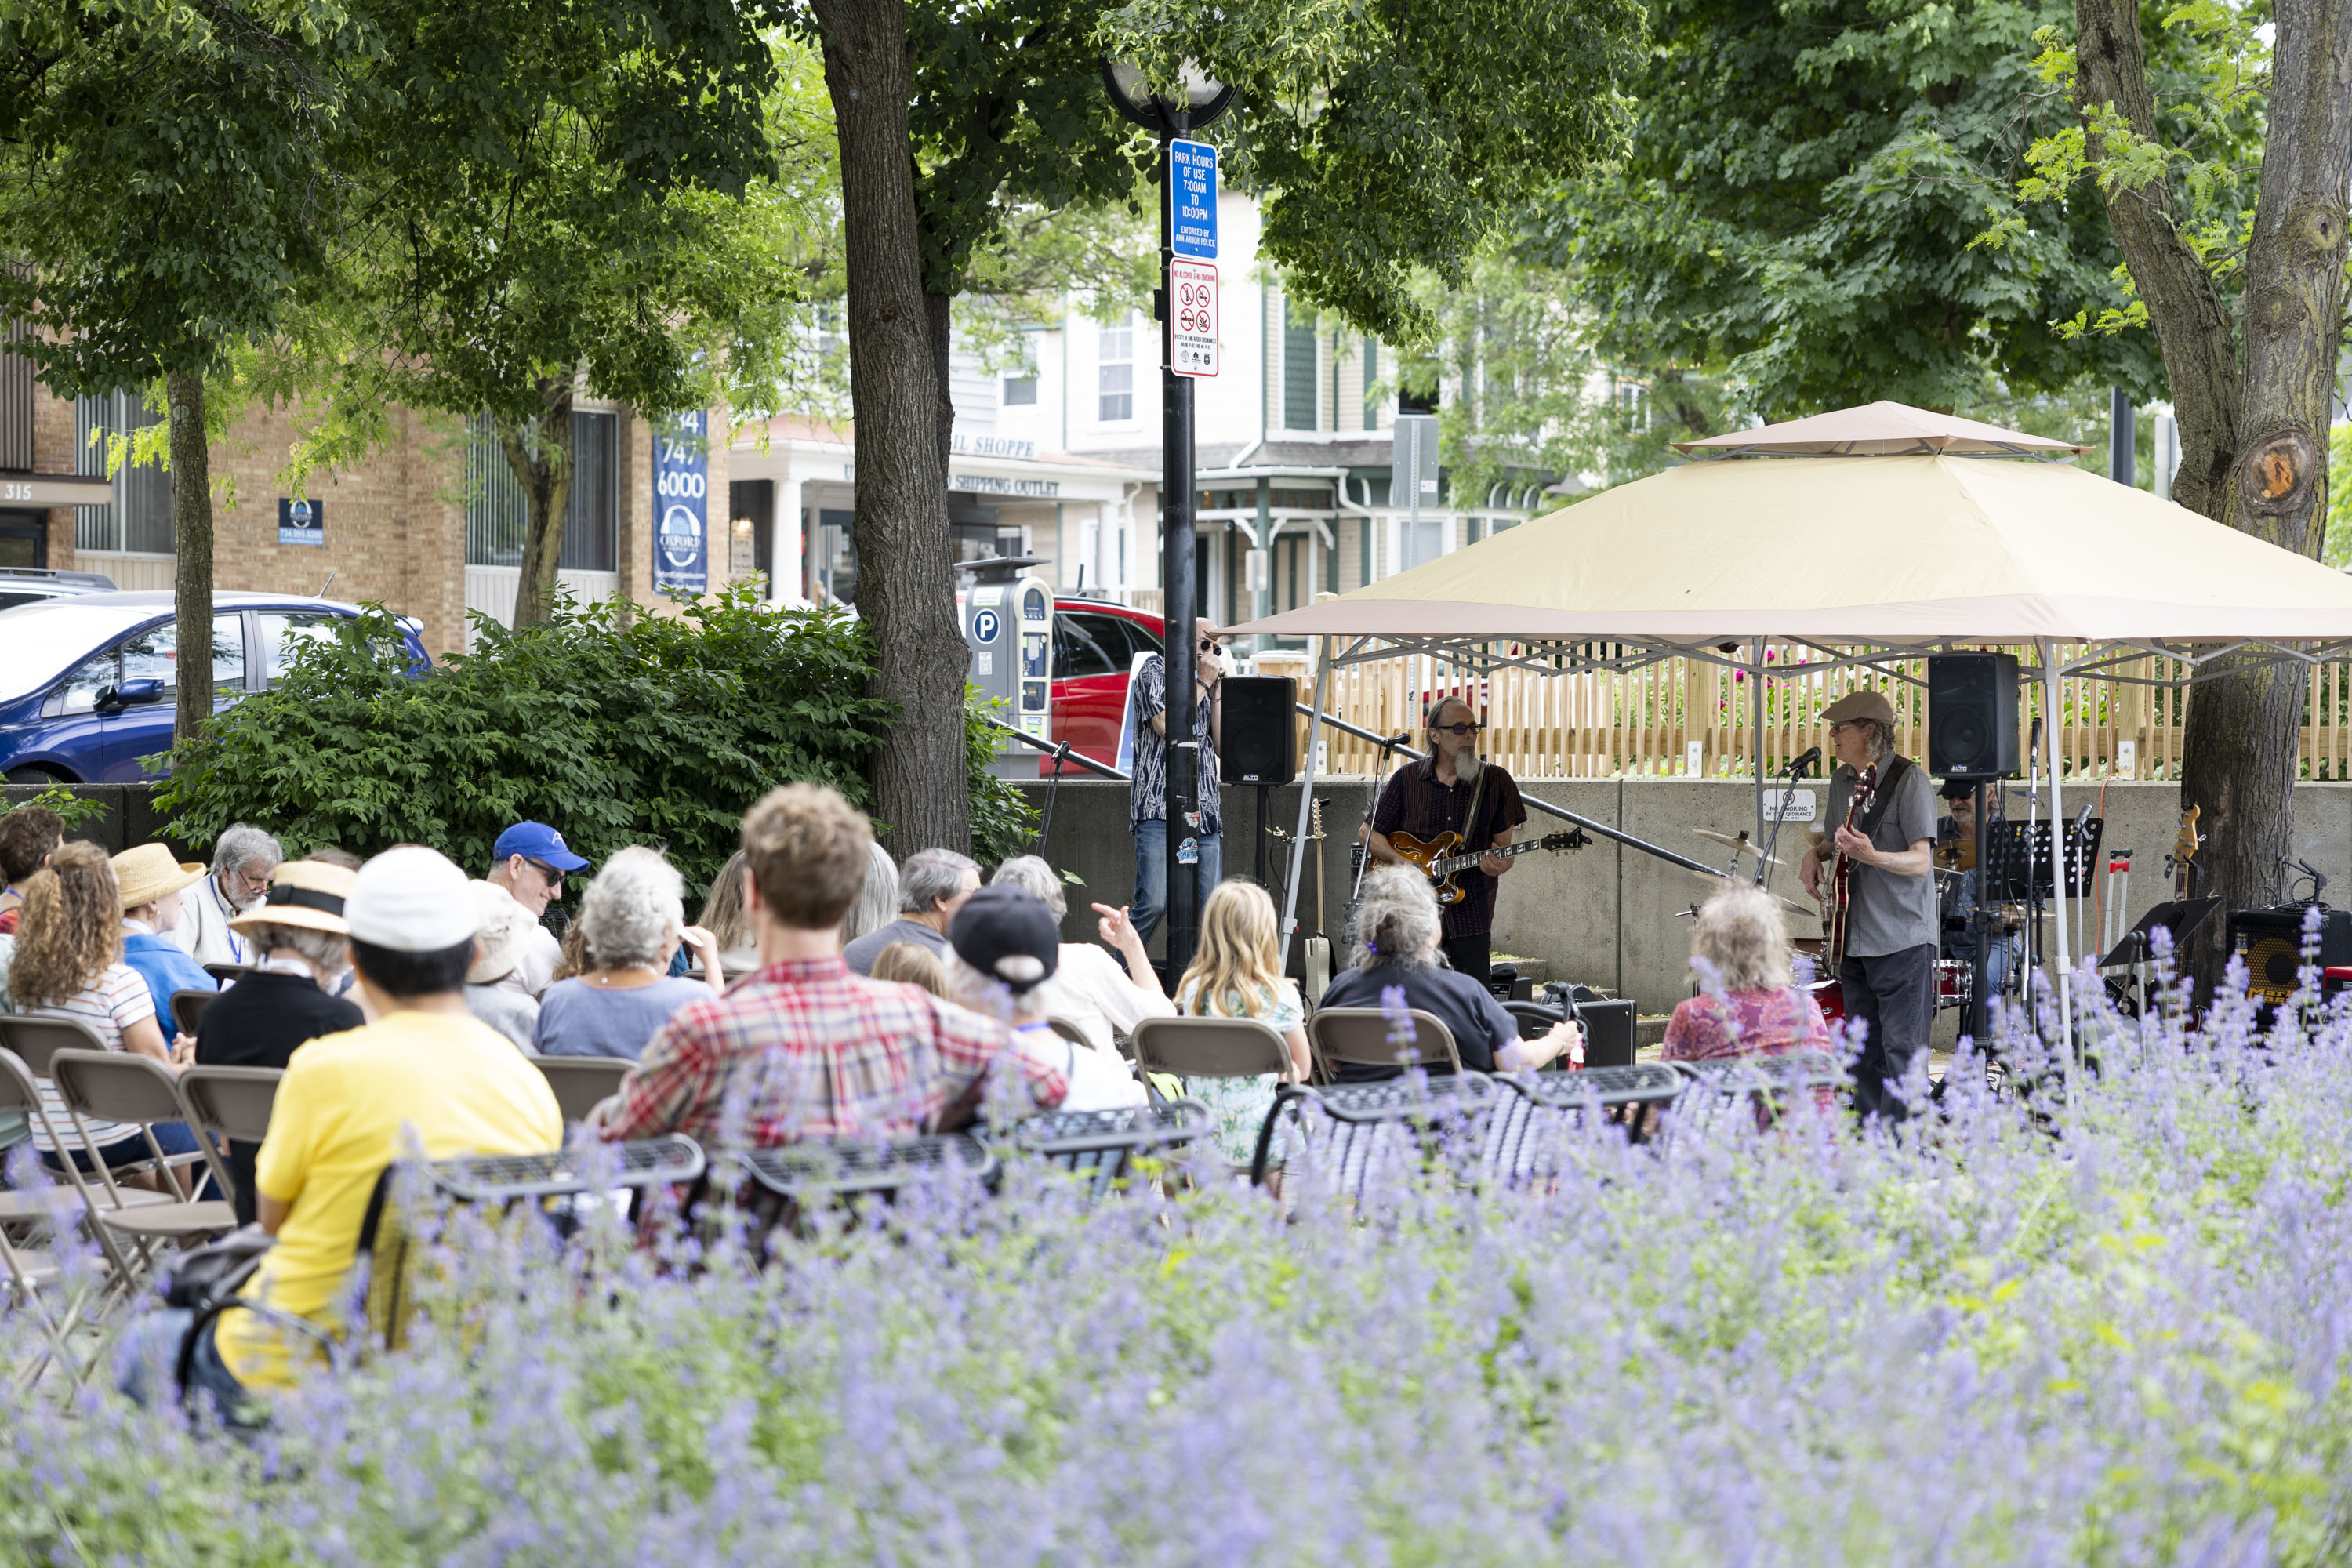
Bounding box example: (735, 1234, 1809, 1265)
(1171, 259, 1218, 378)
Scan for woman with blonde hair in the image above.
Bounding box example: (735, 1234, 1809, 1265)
(869, 939, 949, 999)
(1173, 880, 1312, 1164)
(695, 849, 760, 979)
(1661, 884, 1833, 1065)
(7, 841, 204, 1171)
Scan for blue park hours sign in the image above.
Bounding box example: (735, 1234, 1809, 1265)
(1170, 140, 1217, 260)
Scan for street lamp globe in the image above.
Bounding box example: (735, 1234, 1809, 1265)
(1099, 57, 1234, 133)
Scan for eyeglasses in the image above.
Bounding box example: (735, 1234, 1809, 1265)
(1435, 721, 1483, 736)
(1198, 637, 1222, 653)
(524, 858, 565, 891)
(1828, 721, 1859, 735)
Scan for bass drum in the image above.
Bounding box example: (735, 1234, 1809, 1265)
(1806, 977, 1844, 1024)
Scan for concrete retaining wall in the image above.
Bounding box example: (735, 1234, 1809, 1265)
(1012, 775, 2352, 1016)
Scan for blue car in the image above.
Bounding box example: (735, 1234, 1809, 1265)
(0, 591, 431, 785)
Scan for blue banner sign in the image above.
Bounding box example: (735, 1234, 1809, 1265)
(277, 496, 324, 546)
(1170, 139, 1218, 260)
(654, 411, 708, 595)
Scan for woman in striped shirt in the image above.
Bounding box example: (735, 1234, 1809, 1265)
(6, 841, 204, 1171)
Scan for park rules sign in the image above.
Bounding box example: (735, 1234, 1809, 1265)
(654, 411, 709, 594)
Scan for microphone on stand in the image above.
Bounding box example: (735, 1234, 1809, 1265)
(1381, 732, 1414, 749)
(1788, 746, 1822, 776)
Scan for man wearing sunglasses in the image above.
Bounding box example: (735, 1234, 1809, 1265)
(1363, 696, 1526, 985)
(1127, 619, 1226, 946)
(486, 820, 592, 997)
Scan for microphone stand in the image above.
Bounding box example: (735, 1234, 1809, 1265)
(1755, 752, 1817, 890)
(1353, 732, 1410, 909)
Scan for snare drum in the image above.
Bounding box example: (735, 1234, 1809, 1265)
(1933, 957, 1969, 1011)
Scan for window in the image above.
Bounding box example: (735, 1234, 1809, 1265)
(259, 612, 342, 685)
(1002, 374, 1038, 408)
(1284, 297, 1319, 430)
(55, 650, 115, 716)
(74, 391, 173, 554)
(1053, 612, 1120, 679)
(1363, 337, 1380, 430)
(815, 507, 857, 604)
(1098, 316, 1134, 422)
(465, 411, 619, 571)
(117, 614, 245, 693)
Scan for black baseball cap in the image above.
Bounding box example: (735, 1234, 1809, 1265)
(1940, 777, 1983, 800)
(948, 884, 1062, 994)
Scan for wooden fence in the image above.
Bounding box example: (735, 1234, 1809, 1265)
(1261, 644, 2352, 782)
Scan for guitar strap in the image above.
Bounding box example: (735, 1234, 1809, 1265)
(1852, 753, 1911, 837)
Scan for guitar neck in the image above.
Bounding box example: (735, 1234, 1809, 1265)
(1428, 840, 1546, 876)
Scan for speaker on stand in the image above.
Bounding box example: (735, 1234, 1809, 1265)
(1928, 652, 2021, 1051)
(1220, 674, 1298, 887)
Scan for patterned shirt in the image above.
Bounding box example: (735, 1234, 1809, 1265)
(1661, 985, 1835, 1124)
(592, 956, 1068, 1145)
(1129, 654, 1221, 834)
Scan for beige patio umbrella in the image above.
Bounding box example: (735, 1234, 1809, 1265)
(1229, 402, 2352, 1042)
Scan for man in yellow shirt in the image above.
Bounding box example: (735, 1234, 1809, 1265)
(162, 844, 561, 1411)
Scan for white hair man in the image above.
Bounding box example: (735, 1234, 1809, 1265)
(1798, 688, 1938, 1123)
(169, 823, 284, 968)
(1363, 695, 1529, 985)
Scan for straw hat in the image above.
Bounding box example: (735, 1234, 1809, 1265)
(112, 844, 206, 912)
(230, 858, 358, 937)
(465, 878, 530, 985)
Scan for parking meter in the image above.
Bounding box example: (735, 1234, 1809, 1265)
(960, 556, 1054, 779)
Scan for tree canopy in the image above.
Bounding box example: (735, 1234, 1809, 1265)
(1543, 0, 2165, 417)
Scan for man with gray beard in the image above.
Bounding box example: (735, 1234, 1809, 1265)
(170, 823, 284, 968)
(1364, 696, 1526, 985)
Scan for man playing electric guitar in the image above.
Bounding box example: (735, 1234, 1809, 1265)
(1796, 689, 1938, 1124)
(1364, 697, 1527, 985)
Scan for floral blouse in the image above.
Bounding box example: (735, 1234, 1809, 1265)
(1174, 978, 1303, 1166)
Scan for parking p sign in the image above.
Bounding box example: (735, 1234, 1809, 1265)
(1171, 259, 1218, 378)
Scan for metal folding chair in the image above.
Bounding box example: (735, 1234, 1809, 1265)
(1307, 1007, 1465, 1080)
(178, 1066, 283, 1145)
(1665, 1051, 1849, 1140)
(1011, 1101, 1213, 1198)
(1479, 1064, 1689, 1189)
(169, 989, 216, 1043)
(46, 1049, 238, 1236)
(202, 963, 255, 986)
(1250, 1071, 1497, 1196)
(1045, 1016, 1094, 1051)
(526, 1054, 634, 1125)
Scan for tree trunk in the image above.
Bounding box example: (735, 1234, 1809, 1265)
(814, 0, 972, 855)
(165, 369, 216, 752)
(2074, 0, 2352, 989)
(506, 376, 576, 628)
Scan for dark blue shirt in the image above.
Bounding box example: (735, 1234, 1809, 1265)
(1319, 960, 1514, 1078)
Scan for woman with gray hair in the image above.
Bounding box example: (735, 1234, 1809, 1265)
(172, 822, 283, 967)
(1661, 884, 1833, 1065)
(1316, 864, 1579, 1079)
(532, 847, 722, 1060)
(989, 855, 1174, 1052)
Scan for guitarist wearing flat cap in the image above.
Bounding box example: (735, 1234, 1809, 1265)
(1798, 688, 1939, 1123)
(1364, 697, 1529, 986)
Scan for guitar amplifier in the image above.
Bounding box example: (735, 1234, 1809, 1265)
(2228, 905, 2352, 1007)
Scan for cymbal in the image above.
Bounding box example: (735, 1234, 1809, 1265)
(1693, 827, 1785, 869)
(1688, 869, 1814, 917)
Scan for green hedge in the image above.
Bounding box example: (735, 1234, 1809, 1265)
(155, 587, 1034, 896)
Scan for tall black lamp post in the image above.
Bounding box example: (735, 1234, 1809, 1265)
(1101, 58, 1234, 978)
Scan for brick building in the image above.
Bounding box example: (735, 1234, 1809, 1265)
(0, 359, 731, 658)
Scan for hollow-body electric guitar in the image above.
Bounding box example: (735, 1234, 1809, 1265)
(1386, 827, 1588, 906)
(1816, 768, 1884, 969)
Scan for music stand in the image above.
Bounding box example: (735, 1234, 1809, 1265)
(1983, 818, 2107, 900)
(2096, 897, 2219, 1016)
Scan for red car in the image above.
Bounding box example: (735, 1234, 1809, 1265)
(1046, 598, 1164, 773)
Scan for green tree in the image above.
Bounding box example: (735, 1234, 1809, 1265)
(0, 0, 368, 746)
(800, 0, 1647, 853)
(321, 9, 815, 629)
(1546, 0, 2162, 418)
(1993, 0, 2352, 987)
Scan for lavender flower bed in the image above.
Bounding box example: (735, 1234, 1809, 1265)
(9, 974, 2352, 1565)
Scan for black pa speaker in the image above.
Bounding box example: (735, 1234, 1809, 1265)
(2227, 906, 2352, 1007)
(1928, 652, 2020, 779)
(1220, 675, 1298, 786)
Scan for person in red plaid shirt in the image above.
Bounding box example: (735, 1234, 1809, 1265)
(590, 785, 1068, 1145)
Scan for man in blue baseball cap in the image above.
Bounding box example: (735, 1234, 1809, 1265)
(486, 821, 590, 997)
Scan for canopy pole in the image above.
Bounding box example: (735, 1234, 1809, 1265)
(2041, 637, 2074, 1058)
(1279, 637, 1330, 960)
(1751, 637, 1766, 848)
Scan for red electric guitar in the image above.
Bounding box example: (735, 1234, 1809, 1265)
(1816, 768, 1883, 969)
